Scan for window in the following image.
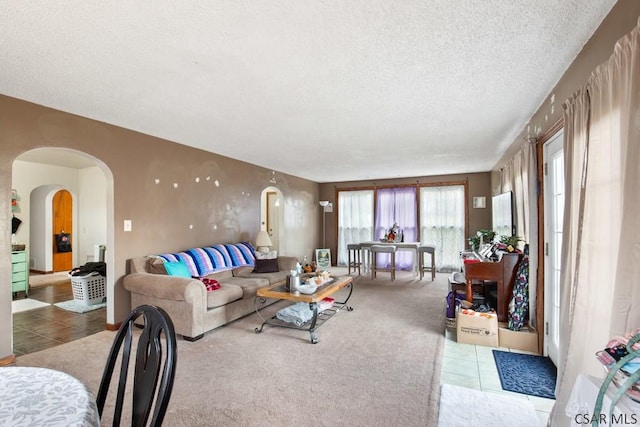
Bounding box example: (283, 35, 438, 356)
(337, 190, 374, 266)
(336, 183, 466, 272)
(419, 185, 465, 271)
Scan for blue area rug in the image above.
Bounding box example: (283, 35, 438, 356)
(492, 350, 557, 399)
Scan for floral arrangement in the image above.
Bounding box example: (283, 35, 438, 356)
(383, 223, 401, 242)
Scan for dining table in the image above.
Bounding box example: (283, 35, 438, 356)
(0, 366, 101, 426)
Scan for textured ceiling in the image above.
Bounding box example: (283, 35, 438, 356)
(1, 1, 616, 183)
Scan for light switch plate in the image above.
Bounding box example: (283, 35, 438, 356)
(124, 220, 132, 231)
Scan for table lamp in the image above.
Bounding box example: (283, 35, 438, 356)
(255, 230, 273, 253)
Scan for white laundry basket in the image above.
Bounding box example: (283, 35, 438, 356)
(69, 272, 106, 306)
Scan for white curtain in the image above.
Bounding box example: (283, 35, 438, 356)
(419, 185, 465, 271)
(337, 190, 374, 266)
(499, 140, 539, 327)
(550, 18, 640, 426)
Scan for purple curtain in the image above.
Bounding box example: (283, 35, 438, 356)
(375, 187, 417, 269)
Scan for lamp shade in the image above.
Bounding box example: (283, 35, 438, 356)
(255, 230, 273, 252)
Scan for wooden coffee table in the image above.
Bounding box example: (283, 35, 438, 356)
(254, 275, 354, 344)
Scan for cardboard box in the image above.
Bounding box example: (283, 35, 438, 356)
(456, 309, 498, 347)
(498, 322, 539, 353)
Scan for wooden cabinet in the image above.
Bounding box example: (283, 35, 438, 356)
(11, 250, 29, 297)
(462, 252, 521, 322)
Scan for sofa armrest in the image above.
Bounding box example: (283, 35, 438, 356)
(123, 273, 206, 303)
(278, 256, 298, 271)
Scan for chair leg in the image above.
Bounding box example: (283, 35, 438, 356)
(371, 252, 375, 279)
(431, 253, 436, 281)
(419, 253, 424, 280)
(391, 253, 395, 281)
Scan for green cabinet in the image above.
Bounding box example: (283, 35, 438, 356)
(11, 250, 28, 297)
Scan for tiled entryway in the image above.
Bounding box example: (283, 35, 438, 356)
(12, 278, 106, 356)
(441, 327, 554, 426)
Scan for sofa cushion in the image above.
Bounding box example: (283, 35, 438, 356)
(164, 261, 192, 278)
(206, 284, 244, 309)
(218, 276, 270, 299)
(254, 258, 279, 273)
(205, 269, 234, 281)
(233, 269, 288, 286)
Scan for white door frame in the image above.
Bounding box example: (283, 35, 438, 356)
(543, 130, 564, 364)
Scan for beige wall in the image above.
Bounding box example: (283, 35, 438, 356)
(319, 172, 492, 262)
(0, 96, 320, 360)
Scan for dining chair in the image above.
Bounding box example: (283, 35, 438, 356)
(346, 243, 362, 275)
(418, 244, 436, 281)
(370, 244, 397, 281)
(96, 304, 177, 427)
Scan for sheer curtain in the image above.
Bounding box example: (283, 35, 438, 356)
(499, 140, 538, 327)
(375, 187, 417, 269)
(419, 185, 465, 271)
(337, 190, 374, 266)
(550, 18, 640, 426)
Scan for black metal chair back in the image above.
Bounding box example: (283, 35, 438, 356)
(96, 305, 177, 427)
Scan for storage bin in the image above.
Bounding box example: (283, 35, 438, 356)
(70, 273, 106, 306)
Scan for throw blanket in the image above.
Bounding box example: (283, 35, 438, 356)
(276, 299, 334, 326)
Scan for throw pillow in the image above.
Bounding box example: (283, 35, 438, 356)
(164, 261, 192, 278)
(148, 256, 168, 274)
(254, 258, 279, 273)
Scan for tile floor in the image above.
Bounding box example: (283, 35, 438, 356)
(12, 277, 106, 356)
(441, 326, 554, 426)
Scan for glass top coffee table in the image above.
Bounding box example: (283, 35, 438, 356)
(254, 275, 354, 344)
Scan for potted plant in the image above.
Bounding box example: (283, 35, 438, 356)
(468, 229, 496, 252)
(498, 235, 524, 252)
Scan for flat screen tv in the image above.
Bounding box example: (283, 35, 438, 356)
(492, 191, 514, 239)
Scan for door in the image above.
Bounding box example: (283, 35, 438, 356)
(543, 131, 564, 364)
(52, 189, 73, 272)
(266, 191, 280, 252)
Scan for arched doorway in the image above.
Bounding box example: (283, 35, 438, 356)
(261, 186, 283, 254)
(12, 147, 115, 354)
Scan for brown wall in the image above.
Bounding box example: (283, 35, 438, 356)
(0, 96, 320, 359)
(319, 172, 492, 262)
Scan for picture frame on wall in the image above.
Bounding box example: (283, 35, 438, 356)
(315, 249, 331, 269)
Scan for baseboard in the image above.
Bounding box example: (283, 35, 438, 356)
(29, 269, 53, 274)
(106, 322, 121, 331)
(0, 354, 17, 366)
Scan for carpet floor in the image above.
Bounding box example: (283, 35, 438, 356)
(16, 272, 447, 426)
(493, 349, 557, 399)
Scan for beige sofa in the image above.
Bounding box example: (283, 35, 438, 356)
(123, 244, 297, 341)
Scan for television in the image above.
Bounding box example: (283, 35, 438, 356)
(492, 191, 514, 239)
